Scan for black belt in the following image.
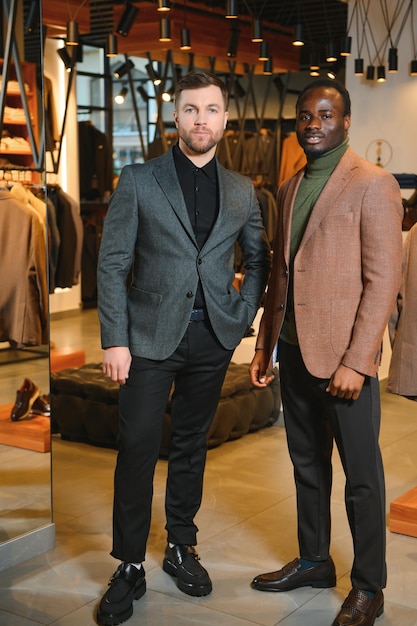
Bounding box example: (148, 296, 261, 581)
(190, 308, 206, 322)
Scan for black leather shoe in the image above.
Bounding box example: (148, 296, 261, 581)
(163, 544, 212, 596)
(332, 589, 384, 626)
(10, 378, 39, 421)
(251, 557, 336, 592)
(96, 563, 146, 626)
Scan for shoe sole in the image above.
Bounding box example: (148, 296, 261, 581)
(252, 576, 336, 592)
(163, 558, 212, 597)
(96, 580, 146, 626)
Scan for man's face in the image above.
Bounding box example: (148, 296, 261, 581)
(173, 85, 228, 157)
(296, 86, 351, 158)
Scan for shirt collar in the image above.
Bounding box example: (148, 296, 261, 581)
(173, 142, 217, 182)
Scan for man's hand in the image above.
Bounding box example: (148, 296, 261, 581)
(103, 346, 132, 385)
(326, 364, 365, 400)
(249, 349, 275, 387)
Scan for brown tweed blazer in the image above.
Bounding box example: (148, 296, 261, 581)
(257, 147, 404, 379)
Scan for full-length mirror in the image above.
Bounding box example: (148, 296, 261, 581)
(0, 0, 52, 561)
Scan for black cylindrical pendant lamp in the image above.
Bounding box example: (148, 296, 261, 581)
(258, 40, 269, 61)
(116, 2, 139, 37)
(225, 0, 238, 18)
(106, 34, 118, 57)
(366, 65, 375, 80)
(340, 35, 352, 56)
(180, 27, 191, 50)
(66, 21, 79, 45)
(251, 17, 263, 42)
(263, 56, 273, 75)
(159, 17, 171, 41)
(410, 59, 417, 76)
(354, 58, 364, 75)
(388, 47, 398, 72)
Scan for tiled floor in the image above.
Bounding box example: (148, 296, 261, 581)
(0, 308, 417, 625)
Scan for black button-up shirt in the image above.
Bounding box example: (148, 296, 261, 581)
(173, 143, 219, 308)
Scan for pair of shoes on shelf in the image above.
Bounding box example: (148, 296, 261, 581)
(96, 545, 211, 625)
(10, 378, 40, 421)
(333, 589, 384, 626)
(251, 556, 336, 592)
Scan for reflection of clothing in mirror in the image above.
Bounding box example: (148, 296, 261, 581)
(387, 223, 417, 401)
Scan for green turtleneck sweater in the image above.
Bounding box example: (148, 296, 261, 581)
(280, 138, 349, 345)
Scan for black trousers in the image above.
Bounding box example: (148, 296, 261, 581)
(278, 340, 386, 592)
(111, 320, 233, 564)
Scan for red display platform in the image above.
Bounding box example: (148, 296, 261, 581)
(0, 402, 50, 453)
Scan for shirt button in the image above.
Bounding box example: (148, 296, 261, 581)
(195, 186, 199, 192)
(186, 291, 194, 298)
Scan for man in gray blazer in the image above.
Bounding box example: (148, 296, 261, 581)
(96, 72, 271, 626)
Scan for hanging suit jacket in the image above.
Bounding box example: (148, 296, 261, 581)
(387, 223, 417, 397)
(256, 147, 403, 379)
(0, 190, 48, 347)
(97, 148, 271, 360)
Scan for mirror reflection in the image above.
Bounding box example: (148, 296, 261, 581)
(0, 0, 51, 544)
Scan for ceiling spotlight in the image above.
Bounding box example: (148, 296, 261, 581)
(388, 47, 398, 72)
(115, 86, 128, 104)
(180, 27, 191, 50)
(251, 18, 263, 42)
(310, 69, 320, 77)
(354, 58, 364, 75)
(327, 68, 337, 79)
(258, 40, 269, 61)
(340, 35, 352, 56)
(137, 85, 150, 102)
(113, 58, 135, 78)
(225, 0, 238, 18)
(145, 62, 162, 85)
(57, 46, 74, 72)
(263, 56, 273, 75)
(226, 26, 240, 58)
(116, 2, 139, 37)
(292, 23, 304, 47)
(157, 0, 171, 11)
(162, 83, 175, 102)
(326, 41, 337, 63)
(66, 20, 79, 46)
(410, 59, 417, 76)
(106, 33, 118, 57)
(159, 17, 171, 42)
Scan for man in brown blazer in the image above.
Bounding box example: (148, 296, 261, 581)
(249, 80, 403, 626)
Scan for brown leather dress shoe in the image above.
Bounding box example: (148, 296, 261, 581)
(332, 589, 384, 626)
(10, 378, 40, 421)
(251, 557, 336, 591)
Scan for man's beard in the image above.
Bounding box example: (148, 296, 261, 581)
(181, 131, 218, 155)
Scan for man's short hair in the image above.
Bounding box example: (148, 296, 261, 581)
(174, 72, 229, 110)
(296, 79, 351, 117)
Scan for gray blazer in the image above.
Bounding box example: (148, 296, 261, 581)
(97, 148, 271, 360)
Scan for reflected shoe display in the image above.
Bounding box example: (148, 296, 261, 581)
(163, 544, 212, 596)
(96, 563, 146, 626)
(10, 378, 40, 421)
(30, 394, 51, 417)
(251, 557, 336, 591)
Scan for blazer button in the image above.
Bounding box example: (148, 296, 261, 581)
(186, 291, 194, 298)
(279, 303, 284, 308)
(198, 258, 202, 265)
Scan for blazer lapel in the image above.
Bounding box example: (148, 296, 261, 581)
(298, 148, 356, 250)
(152, 150, 198, 245)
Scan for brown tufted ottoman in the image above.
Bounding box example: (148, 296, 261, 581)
(50, 362, 281, 455)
